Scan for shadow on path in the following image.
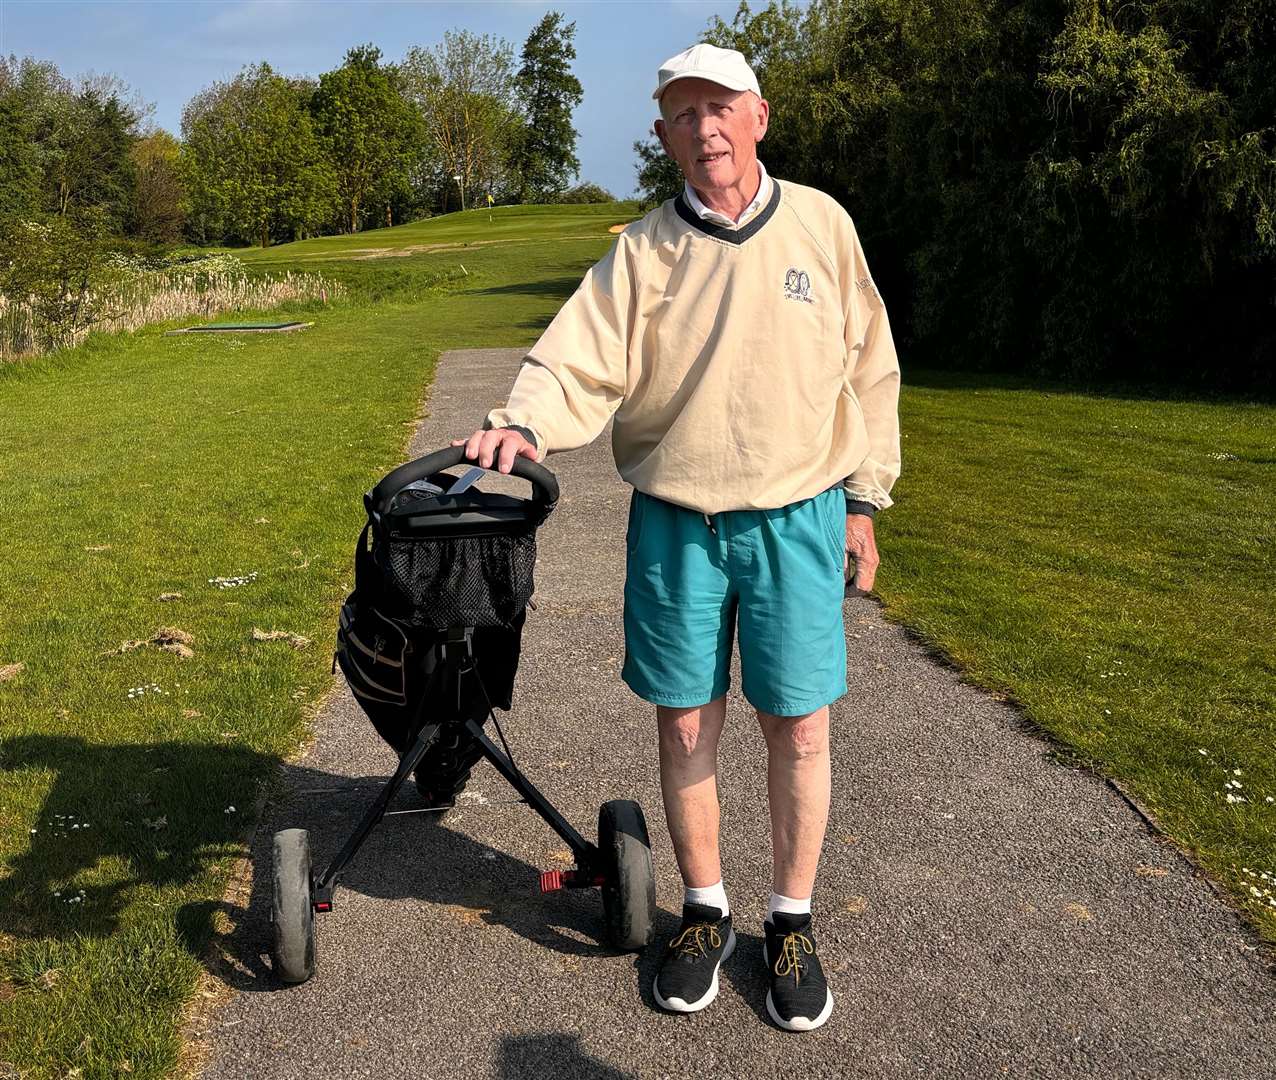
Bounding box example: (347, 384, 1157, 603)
(181, 756, 679, 997)
(497, 1033, 637, 1079)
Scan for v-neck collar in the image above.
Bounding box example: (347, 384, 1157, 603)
(673, 178, 783, 246)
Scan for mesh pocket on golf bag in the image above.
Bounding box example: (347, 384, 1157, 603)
(383, 531, 537, 630)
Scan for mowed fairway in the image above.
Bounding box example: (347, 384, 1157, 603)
(1, 202, 1274, 1079)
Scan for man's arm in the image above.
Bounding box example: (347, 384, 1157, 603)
(839, 218, 901, 515)
(481, 235, 632, 462)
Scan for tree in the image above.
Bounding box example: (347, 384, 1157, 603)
(310, 44, 423, 233)
(0, 57, 45, 221)
(129, 130, 186, 243)
(633, 136, 683, 209)
(40, 89, 139, 229)
(0, 56, 141, 230)
(699, 0, 1276, 391)
(400, 31, 524, 212)
(181, 63, 334, 247)
(510, 12, 584, 202)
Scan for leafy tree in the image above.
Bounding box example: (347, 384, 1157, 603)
(128, 130, 186, 243)
(0, 57, 47, 221)
(45, 89, 138, 226)
(400, 31, 524, 212)
(633, 136, 683, 210)
(701, 0, 1276, 391)
(0, 56, 141, 230)
(181, 63, 334, 247)
(510, 12, 584, 202)
(310, 44, 423, 233)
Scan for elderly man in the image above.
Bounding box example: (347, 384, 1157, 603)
(455, 43, 900, 1031)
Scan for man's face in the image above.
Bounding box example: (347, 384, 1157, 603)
(654, 78, 769, 196)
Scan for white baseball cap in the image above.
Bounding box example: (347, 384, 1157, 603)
(652, 43, 761, 101)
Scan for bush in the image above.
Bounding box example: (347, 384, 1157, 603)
(0, 216, 344, 361)
(0, 211, 119, 357)
(556, 182, 616, 204)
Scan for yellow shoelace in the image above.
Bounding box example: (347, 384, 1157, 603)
(773, 931, 814, 984)
(669, 922, 722, 959)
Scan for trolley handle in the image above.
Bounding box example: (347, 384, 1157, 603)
(365, 445, 560, 521)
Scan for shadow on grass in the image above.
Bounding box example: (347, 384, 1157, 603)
(470, 275, 588, 300)
(0, 735, 276, 941)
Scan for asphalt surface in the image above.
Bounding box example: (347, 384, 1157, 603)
(200, 348, 1275, 1080)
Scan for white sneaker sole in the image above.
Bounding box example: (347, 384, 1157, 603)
(653, 927, 736, 1013)
(763, 941, 834, 1031)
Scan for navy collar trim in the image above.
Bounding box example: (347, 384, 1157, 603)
(673, 179, 782, 245)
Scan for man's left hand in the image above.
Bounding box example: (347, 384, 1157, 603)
(845, 514, 880, 594)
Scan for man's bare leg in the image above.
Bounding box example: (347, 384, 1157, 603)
(656, 695, 727, 888)
(756, 704, 831, 899)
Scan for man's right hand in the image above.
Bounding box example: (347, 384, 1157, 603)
(451, 428, 538, 474)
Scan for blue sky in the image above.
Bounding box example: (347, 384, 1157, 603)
(1, 0, 760, 198)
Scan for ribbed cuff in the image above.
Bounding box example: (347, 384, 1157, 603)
(844, 496, 878, 518)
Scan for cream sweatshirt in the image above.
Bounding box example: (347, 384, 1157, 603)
(483, 178, 901, 516)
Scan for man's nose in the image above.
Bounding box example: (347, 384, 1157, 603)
(693, 112, 720, 141)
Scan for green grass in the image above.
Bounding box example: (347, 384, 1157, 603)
(0, 206, 627, 1078)
(1, 201, 1274, 1077)
(239, 202, 638, 265)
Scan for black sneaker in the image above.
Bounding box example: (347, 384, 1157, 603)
(762, 911, 834, 1031)
(652, 902, 736, 1013)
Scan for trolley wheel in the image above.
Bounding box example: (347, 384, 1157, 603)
(271, 828, 317, 985)
(598, 800, 656, 951)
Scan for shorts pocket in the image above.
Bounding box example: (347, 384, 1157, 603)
(823, 489, 847, 569)
(626, 489, 648, 555)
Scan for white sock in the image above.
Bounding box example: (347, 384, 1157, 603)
(684, 880, 729, 917)
(766, 891, 811, 921)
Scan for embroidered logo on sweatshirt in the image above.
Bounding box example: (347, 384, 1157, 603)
(855, 276, 881, 304)
(783, 268, 814, 304)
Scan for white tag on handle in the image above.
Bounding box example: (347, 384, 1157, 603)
(446, 466, 487, 495)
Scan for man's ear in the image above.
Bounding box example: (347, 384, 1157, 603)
(754, 95, 770, 143)
(654, 118, 671, 156)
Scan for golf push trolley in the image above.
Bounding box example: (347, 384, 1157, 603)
(270, 446, 657, 984)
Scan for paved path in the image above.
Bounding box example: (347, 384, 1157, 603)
(200, 349, 1275, 1080)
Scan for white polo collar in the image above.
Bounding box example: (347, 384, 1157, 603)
(684, 160, 771, 229)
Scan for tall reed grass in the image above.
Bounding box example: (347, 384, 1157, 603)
(0, 255, 345, 361)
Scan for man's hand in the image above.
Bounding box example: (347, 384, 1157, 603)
(450, 428, 538, 474)
(844, 513, 880, 594)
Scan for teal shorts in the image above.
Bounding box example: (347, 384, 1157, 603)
(621, 484, 848, 716)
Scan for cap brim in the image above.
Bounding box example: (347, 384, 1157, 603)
(652, 71, 755, 100)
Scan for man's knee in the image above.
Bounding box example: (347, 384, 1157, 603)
(656, 698, 725, 760)
(757, 705, 829, 760)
